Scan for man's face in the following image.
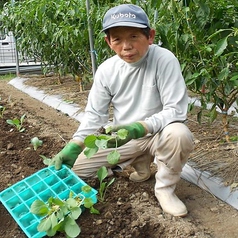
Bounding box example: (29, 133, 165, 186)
(105, 26, 155, 63)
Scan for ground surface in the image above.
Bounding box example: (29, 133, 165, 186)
(0, 75, 238, 238)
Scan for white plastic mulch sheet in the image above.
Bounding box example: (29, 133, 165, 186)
(181, 163, 238, 210)
(8, 77, 84, 122)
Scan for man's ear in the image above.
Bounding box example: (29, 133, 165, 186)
(104, 36, 112, 49)
(148, 29, 156, 45)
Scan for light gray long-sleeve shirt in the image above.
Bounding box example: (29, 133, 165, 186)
(73, 44, 188, 142)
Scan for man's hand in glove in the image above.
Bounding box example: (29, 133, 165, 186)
(107, 122, 147, 148)
(50, 141, 83, 170)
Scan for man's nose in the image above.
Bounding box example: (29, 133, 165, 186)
(122, 40, 132, 50)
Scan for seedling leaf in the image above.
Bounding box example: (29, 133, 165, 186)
(40, 155, 52, 165)
(20, 114, 26, 124)
(64, 217, 81, 237)
(84, 147, 98, 158)
(71, 207, 82, 219)
(117, 129, 128, 140)
(90, 206, 100, 214)
(105, 126, 112, 134)
(83, 197, 94, 209)
(46, 228, 57, 237)
(37, 217, 52, 232)
(107, 177, 116, 187)
(30, 200, 49, 216)
(66, 198, 78, 207)
(95, 138, 108, 149)
(50, 213, 58, 229)
(82, 185, 92, 193)
(84, 135, 97, 148)
(107, 150, 120, 165)
(97, 166, 108, 182)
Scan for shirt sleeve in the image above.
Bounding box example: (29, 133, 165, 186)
(72, 68, 112, 142)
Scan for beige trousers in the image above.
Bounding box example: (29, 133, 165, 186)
(72, 122, 194, 178)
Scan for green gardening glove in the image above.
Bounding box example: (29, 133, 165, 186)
(107, 122, 146, 148)
(50, 142, 83, 170)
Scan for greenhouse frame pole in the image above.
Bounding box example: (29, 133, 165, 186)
(86, 0, 97, 79)
(11, 0, 20, 76)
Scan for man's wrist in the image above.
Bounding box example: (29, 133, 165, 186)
(69, 139, 85, 150)
(137, 121, 149, 135)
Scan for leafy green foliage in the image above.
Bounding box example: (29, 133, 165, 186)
(39, 155, 52, 165)
(0, 105, 6, 118)
(0, 0, 125, 80)
(96, 166, 115, 202)
(30, 190, 97, 237)
(6, 114, 26, 132)
(31, 137, 43, 150)
(84, 127, 128, 164)
(154, 0, 238, 141)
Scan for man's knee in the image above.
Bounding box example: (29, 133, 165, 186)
(162, 123, 193, 145)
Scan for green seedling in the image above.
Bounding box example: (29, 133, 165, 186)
(39, 155, 52, 165)
(31, 137, 43, 150)
(30, 190, 97, 238)
(81, 185, 100, 214)
(83, 127, 128, 165)
(6, 114, 26, 132)
(0, 105, 6, 118)
(96, 166, 115, 203)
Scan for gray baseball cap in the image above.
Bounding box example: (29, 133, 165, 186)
(102, 4, 150, 32)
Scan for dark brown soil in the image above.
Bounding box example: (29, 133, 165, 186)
(0, 75, 238, 238)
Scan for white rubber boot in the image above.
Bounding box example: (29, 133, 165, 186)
(129, 154, 153, 182)
(155, 162, 187, 217)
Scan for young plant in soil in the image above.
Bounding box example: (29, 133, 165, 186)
(31, 137, 43, 150)
(96, 166, 115, 203)
(6, 114, 26, 132)
(0, 98, 6, 118)
(0, 105, 6, 118)
(83, 126, 128, 202)
(30, 190, 97, 238)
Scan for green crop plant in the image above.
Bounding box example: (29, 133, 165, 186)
(96, 166, 115, 203)
(0, 105, 6, 118)
(154, 0, 238, 142)
(83, 127, 128, 164)
(6, 114, 26, 132)
(83, 127, 128, 202)
(31, 137, 43, 150)
(30, 190, 97, 238)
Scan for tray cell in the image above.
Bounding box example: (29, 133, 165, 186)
(26, 223, 44, 238)
(6, 196, 22, 209)
(19, 188, 35, 201)
(58, 190, 70, 200)
(0, 188, 15, 201)
(32, 181, 47, 194)
(38, 189, 55, 202)
(44, 174, 59, 186)
(12, 204, 28, 219)
(63, 176, 79, 187)
(56, 168, 71, 179)
(70, 183, 83, 195)
(37, 168, 52, 179)
(25, 175, 41, 186)
(19, 213, 38, 228)
(13, 182, 28, 193)
(52, 182, 67, 195)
